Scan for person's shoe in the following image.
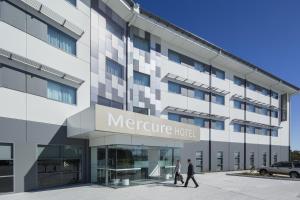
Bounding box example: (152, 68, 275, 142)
(195, 185, 199, 188)
(183, 185, 187, 187)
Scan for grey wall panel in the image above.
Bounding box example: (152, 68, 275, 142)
(181, 141, 209, 173)
(229, 143, 244, 171)
(0, 64, 2, 87)
(280, 146, 289, 161)
(1, 66, 26, 92)
(246, 143, 259, 169)
(14, 143, 37, 192)
(0, 1, 26, 31)
(0, 117, 89, 192)
(0, 117, 26, 143)
(26, 75, 47, 98)
(258, 144, 269, 167)
(26, 15, 48, 42)
(211, 141, 230, 172)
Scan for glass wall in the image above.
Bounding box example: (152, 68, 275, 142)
(93, 145, 180, 187)
(0, 143, 13, 193)
(37, 145, 83, 188)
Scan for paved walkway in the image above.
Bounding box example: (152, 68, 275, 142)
(1, 172, 300, 200)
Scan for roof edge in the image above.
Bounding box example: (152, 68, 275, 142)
(137, 8, 300, 92)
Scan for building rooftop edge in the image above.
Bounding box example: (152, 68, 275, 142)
(124, 0, 299, 92)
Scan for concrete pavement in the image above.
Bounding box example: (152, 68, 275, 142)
(1, 172, 299, 200)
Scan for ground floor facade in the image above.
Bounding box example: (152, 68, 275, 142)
(0, 115, 289, 193)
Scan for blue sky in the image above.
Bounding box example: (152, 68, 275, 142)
(136, 0, 300, 150)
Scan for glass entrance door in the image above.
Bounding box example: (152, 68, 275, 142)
(91, 145, 180, 187)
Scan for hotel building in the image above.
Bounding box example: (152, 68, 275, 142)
(0, 0, 299, 193)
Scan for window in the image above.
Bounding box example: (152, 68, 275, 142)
(38, 145, 83, 188)
(271, 91, 279, 100)
(217, 152, 223, 171)
(294, 162, 300, 168)
(246, 104, 255, 113)
(195, 151, 203, 173)
(260, 128, 269, 136)
(212, 94, 225, 105)
(281, 94, 288, 121)
(233, 152, 240, 170)
(194, 118, 205, 127)
(234, 76, 245, 86)
(194, 62, 209, 73)
(263, 153, 267, 167)
(133, 71, 150, 87)
(155, 43, 161, 53)
(0, 143, 13, 193)
(234, 124, 244, 133)
(273, 154, 278, 164)
(260, 108, 269, 116)
(168, 81, 181, 94)
(168, 113, 180, 122)
(234, 100, 244, 109)
(66, 0, 76, 6)
(249, 152, 255, 169)
(98, 96, 123, 110)
(133, 107, 149, 115)
(194, 89, 205, 100)
(133, 35, 150, 52)
(106, 58, 124, 79)
(246, 126, 255, 134)
(271, 129, 278, 137)
(277, 162, 292, 168)
(168, 50, 181, 63)
(47, 81, 76, 104)
(212, 120, 224, 130)
(212, 67, 225, 80)
(271, 110, 278, 118)
(48, 26, 76, 55)
(194, 118, 210, 128)
(180, 115, 194, 124)
(247, 82, 256, 91)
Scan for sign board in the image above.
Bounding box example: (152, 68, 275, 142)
(95, 105, 200, 141)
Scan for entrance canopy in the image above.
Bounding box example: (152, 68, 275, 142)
(67, 104, 201, 146)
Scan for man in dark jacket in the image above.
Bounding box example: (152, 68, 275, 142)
(184, 159, 199, 188)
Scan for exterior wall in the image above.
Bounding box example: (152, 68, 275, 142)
(90, 0, 127, 106)
(0, 0, 91, 193)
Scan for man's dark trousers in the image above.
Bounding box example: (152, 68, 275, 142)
(184, 175, 199, 187)
(184, 163, 199, 187)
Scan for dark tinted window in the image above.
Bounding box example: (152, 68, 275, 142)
(278, 162, 292, 168)
(293, 162, 300, 168)
(133, 106, 149, 115)
(133, 35, 150, 52)
(98, 96, 123, 110)
(155, 43, 161, 53)
(106, 58, 124, 79)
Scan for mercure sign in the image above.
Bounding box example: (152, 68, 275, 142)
(95, 105, 200, 141)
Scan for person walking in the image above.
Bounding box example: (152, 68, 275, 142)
(174, 160, 184, 184)
(184, 159, 199, 188)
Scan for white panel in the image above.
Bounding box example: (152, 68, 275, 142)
(0, 22, 27, 57)
(0, 88, 27, 120)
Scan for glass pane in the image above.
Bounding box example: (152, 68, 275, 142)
(168, 81, 181, 94)
(133, 35, 150, 52)
(0, 177, 13, 193)
(168, 113, 180, 122)
(47, 81, 76, 104)
(168, 50, 181, 63)
(0, 144, 12, 160)
(133, 71, 150, 86)
(106, 58, 124, 79)
(0, 160, 13, 176)
(38, 145, 61, 159)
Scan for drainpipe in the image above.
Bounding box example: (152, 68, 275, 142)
(243, 68, 256, 170)
(208, 50, 221, 172)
